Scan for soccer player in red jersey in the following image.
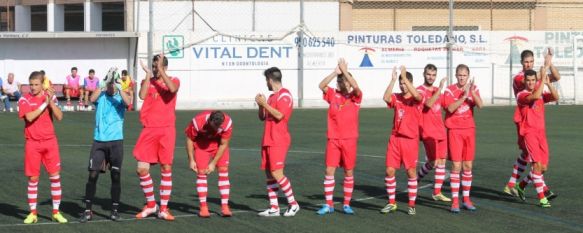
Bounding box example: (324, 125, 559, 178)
(443, 64, 483, 213)
(255, 67, 300, 217)
(185, 110, 233, 218)
(380, 66, 423, 216)
(316, 58, 362, 215)
(18, 71, 67, 224)
(415, 64, 451, 202)
(133, 54, 180, 221)
(504, 49, 560, 200)
(515, 68, 558, 208)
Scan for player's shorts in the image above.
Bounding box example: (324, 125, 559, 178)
(84, 88, 97, 93)
(133, 127, 176, 165)
(88, 140, 124, 172)
(194, 147, 230, 173)
(523, 131, 549, 166)
(24, 137, 61, 177)
(261, 146, 289, 171)
(386, 134, 418, 169)
(515, 123, 527, 153)
(325, 138, 357, 170)
(447, 128, 475, 162)
(422, 137, 447, 162)
(66, 88, 81, 97)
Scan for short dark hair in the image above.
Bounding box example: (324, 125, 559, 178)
(404, 72, 413, 82)
(71, 67, 77, 71)
(122, 70, 128, 76)
(521, 50, 534, 62)
(29, 71, 43, 81)
(456, 64, 470, 75)
(337, 72, 353, 82)
(524, 69, 537, 79)
(209, 111, 225, 128)
(89, 69, 95, 74)
(424, 64, 437, 74)
(153, 55, 169, 67)
(264, 67, 282, 83)
(39, 70, 45, 75)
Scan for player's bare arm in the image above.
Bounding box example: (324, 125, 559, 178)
(524, 66, 548, 103)
(24, 94, 50, 122)
(426, 78, 446, 108)
(338, 58, 361, 96)
(400, 66, 422, 102)
(318, 69, 339, 93)
(90, 87, 102, 103)
(139, 59, 152, 100)
(469, 78, 483, 109)
(156, 53, 178, 94)
(257, 94, 285, 121)
(256, 94, 267, 121)
(383, 66, 398, 104)
(545, 74, 560, 102)
(117, 83, 132, 106)
(206, 138, 230, 174)
(185, 137, 198, 174)
(46, 88, 63, 121)
(446, 85, 470, 113)
(544, 48, 561, 82)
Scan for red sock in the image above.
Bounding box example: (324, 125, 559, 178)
(519, 172, 533, 189)
(433, 164, 446, 195)
(266, 179, 280, 209)
(462, 170, 473, 203)
(197, 174, 208, 207)
(417, 162, 434, 180)
(49, 175, 62, 214)
(385, 176, 396, 204)
(532, 172, 546, 200)
(159, 170, 172, 211)
(218, 172, 230, 206)
(28, 180, 39, 214)
(323, 176, 335, 206)
(277, 177, 297, 206)
(507, 153, 527, 188)
(343, 176, 354, 206)
(139, 173, 156, 208)
(408, 178, 418, 207)
(450, 171, 461, 204)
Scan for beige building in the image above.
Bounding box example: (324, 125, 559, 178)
(343, 0, 583, 31)
(2, 0, 582, 32)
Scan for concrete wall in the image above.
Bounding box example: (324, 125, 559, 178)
(0, 38, 129, 86)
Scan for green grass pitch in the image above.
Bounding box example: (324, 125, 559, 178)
(0, 106, 582, 232)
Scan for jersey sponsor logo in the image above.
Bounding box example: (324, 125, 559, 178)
(457, 105, 470, 114)
(431, 103, 441, 112)
(397, 109, 405, 122)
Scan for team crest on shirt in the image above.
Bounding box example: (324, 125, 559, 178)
(398, 109, 405, 122)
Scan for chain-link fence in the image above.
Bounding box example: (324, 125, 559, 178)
(2, 0, 583, 108)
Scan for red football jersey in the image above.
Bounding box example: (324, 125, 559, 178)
(443, 84, 480, 129)
(416, 85, 446, 140)
(513, 72, 543, 123)
(517, 90, 553, 135)
(387, 93, 422, 139)
(185, 110, 233, 151)
(262, 88, 293, 147)
(324, 87, 362, 139)
(139, 77, 180, 127)
(18, 93, 58, 140)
